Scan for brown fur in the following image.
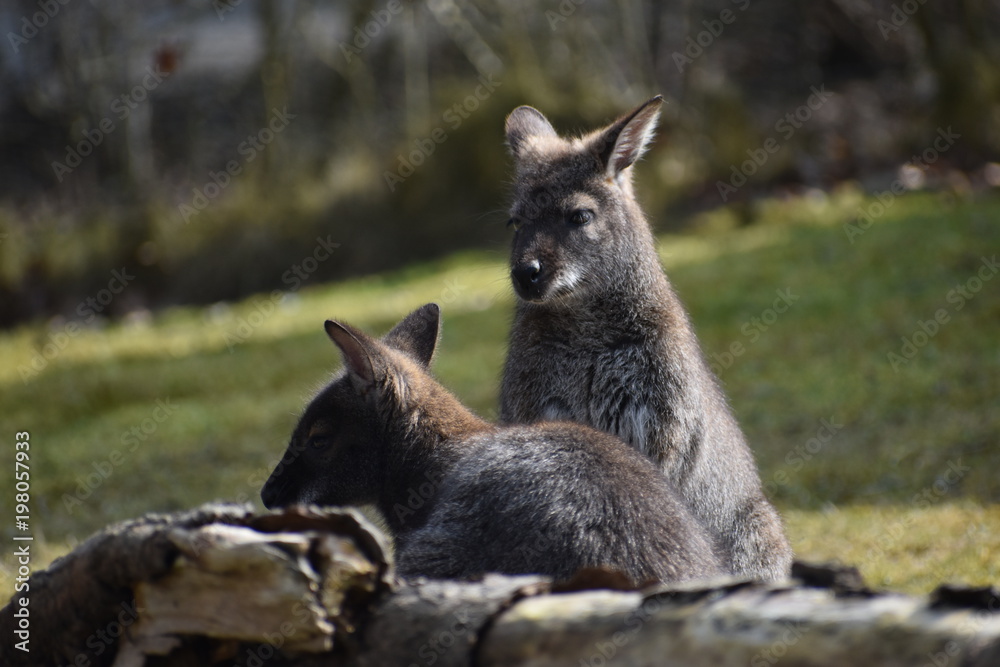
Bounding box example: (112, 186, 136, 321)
(261, 304, 723, 584)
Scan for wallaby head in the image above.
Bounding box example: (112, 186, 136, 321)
(260, 303, 466, 517)
(505, 96, 664, 303)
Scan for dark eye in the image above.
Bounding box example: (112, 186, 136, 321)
(569, 209, 594, 226)
(307, 435, 330, 450)
(507, 217, 522, 231)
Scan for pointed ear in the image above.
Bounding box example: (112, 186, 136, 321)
(594, 95, 663, 180)
(325, 320, 375, 391)
(505, 106, 558, 158)
(383, 303, 441, 368)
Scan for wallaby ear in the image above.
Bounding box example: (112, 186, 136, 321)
(595, 95, 663, 181)
(325, 320, 375, 392)
(505, 106, 558, 158)
(383, 303, 441, 368)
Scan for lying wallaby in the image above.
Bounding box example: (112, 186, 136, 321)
(260, 304, 722, 584)
(499, 98, 792, 581)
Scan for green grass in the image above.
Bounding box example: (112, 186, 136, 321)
(2, 187, 998, 596)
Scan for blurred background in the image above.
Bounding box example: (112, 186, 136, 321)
(2, 0, 999, 594)
(2, 0, 999, 324)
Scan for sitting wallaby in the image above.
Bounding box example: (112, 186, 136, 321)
(260, 304, 722, 584)
(499, 98, 792, 581)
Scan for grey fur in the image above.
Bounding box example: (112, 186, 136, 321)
(499, 98, 793, 581)
(261, 304, 722, 584)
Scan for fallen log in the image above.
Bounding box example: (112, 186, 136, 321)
(1, 503, 998, 667)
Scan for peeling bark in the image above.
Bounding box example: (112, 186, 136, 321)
(2, 504, 998, 667)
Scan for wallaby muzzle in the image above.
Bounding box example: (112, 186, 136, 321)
(512, 259, 544, 301)
(260, 470, 291, 509)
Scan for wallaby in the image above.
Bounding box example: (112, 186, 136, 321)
(499, 97, 793, 581)
(260, 304, 722, 584)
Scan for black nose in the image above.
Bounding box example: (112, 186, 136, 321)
(512, 260, 542, 296)
(260, 483, 276, 509)
(260, 475, 284, 509)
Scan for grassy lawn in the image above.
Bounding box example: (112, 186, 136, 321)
(2, 187, 998, 596)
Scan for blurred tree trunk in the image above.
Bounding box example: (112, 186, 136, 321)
(403, 1, 430, 138)
(914, 2, 1000, 163)
(619, 0, 655, 93)
(258, 1, 293, 185)
(426, 0, 504, 79)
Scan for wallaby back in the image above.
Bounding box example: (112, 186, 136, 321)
(262, 304, 722, 585)
(499, 98, 793, 581)
(398, 421, 722, 583)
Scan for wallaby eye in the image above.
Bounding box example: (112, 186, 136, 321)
(307, 436, 330, 450)
(569, 209, 594, 226)
(507, 217, 522, 232)
(305, 424, 333, 450)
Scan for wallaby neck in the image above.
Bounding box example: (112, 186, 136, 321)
(377, 384, 494, 536)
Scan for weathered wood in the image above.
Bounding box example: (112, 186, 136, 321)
(0, 504, 391, 667)
(116, 526, 334, 666)
(481, 581, 1000, 667)
(2, 504, 999, 667)
(339, 575, 549, 667)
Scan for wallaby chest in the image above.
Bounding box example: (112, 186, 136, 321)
(503, 305, 671, 455)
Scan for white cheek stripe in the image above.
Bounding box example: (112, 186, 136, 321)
(552, 266, 581, 292)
